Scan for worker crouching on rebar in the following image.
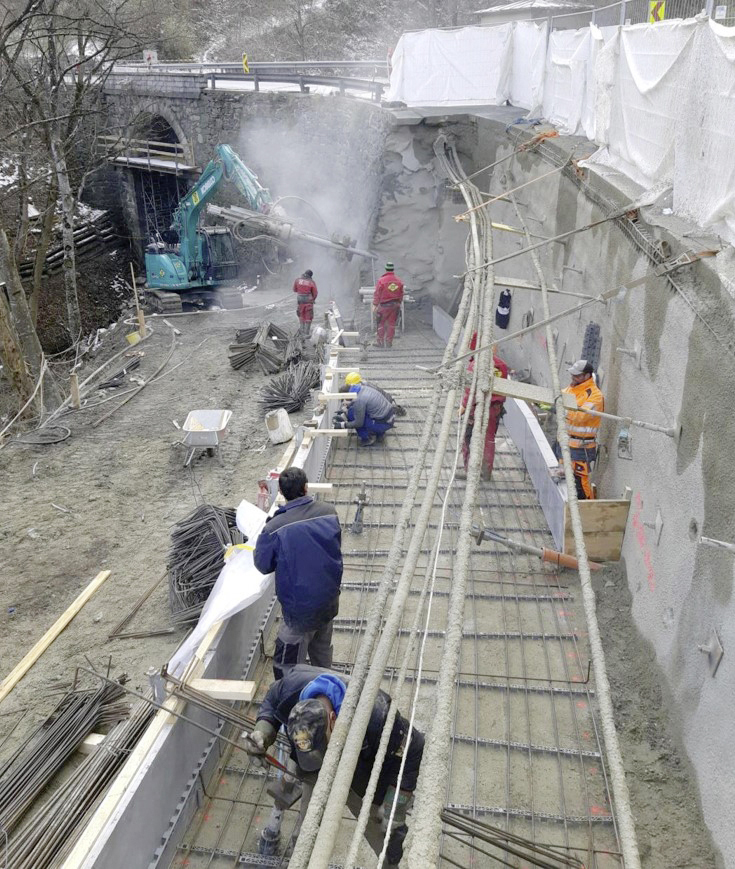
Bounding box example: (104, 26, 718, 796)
(556, 359, 604, 500)
(254, 468, 342, 679)
(458, 332, 509, 481)
(246, 664, 424, 866)
(293, 269, 317, 337)
(333, 371, 396, 446)
(373, 261, 404, 348)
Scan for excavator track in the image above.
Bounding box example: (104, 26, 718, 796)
(143, 289, 183, 315)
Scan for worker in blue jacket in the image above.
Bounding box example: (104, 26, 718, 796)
(332, 371, 395, 446)
(254, 468, 343, 679)
(246, 664, 424, 866)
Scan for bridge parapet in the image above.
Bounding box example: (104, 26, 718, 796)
(104, 72, 208, 99)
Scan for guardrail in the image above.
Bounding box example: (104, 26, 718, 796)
(109, 62, 388, 101)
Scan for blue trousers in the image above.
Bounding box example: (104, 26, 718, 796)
(348, 408, 394, 443)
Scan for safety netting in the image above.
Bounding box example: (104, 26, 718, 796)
(387, 18, 735, 246)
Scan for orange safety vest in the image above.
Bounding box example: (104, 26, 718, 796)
(563, 377, 604, 448)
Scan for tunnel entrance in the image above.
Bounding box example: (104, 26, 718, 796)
(120, 113, 197, 250)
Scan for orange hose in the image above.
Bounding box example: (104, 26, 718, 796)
(542, 548, 602, 572)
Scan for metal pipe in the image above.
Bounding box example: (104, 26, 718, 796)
(510, 196, 642, 869)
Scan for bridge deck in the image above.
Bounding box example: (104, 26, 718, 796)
(169, 329, 623, 869)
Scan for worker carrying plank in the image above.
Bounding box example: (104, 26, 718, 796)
(254, 469, 342, 678)
(373, 261, 404, 348)
(332, 371, 396, 446)
(293, 269, 317, 337)
(458, 331, 509, 481)
(557, 359, 604, 500)
(246, 664, 424, 866)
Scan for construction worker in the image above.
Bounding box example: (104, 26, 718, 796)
(373, 261, 404, 348)
(254, 468, 342, 679)
(293, 269, 317, 337)
(333, 371, 395, 446)
(559, 359, 604, 500)
(459, 333, 508, 480)
(246, 664, 424, 866)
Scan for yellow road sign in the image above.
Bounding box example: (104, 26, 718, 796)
(242, 52, 249, 73)
(649, 0, 665, 21)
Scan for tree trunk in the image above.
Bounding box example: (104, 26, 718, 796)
(0, 228, 61, 407)
(0, 286, 34, 403)
(49, 127, 81, 339)
(30, 181, 58, 325)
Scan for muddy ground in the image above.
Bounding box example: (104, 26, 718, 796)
(0, 285, 321, 754)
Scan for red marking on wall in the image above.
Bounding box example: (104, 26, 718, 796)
(588, 766, 599, 775)
(581, 730, 591, 740)
(557, 610, 573, 618)
(567, 651, 577, 660)
(590, 804, 612, 817)
(576, 700, 588, 709)
(631, 492, 656, 591)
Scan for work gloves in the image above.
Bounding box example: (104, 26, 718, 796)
(243, 720, 276, 766)
(332, 410, 348, 430)
(378, 786, 412, 866)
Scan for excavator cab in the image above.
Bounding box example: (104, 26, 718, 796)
(200, 227, 238, 282)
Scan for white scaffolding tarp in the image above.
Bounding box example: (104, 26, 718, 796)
(511, 21, 547, 112)
(673, 20, 735, 242)
(388, 17, 735, 245)
(386, 25, 513, 105)
(586, 20, 698, 188)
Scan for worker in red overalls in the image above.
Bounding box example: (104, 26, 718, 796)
(459, 332, 508, 481)
(372, 262, 404, 348)
(293, 269, 317, 337)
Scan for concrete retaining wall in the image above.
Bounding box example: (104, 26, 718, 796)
(456, 118, 735, 866)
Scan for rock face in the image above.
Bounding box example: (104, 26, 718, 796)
(370, 119, 477, 314)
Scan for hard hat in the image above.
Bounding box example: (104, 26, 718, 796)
(567, 359, 593, 376)
(385, 261, 394, 271)
(345, 371, 362, 386)
(303, 269, 313, 278)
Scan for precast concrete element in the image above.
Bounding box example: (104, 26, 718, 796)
(511, 195, 641, 869)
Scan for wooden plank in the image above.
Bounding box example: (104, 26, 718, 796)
(188, 678, 256, 701)
(562, 499, 631, 561)
(307, 482, 334, 491)
(309, 428, 352, 437)
(0, 570, 112, 705)
(317, 392, 356, 401)
(491, 379, 578, 411)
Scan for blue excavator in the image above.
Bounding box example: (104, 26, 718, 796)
(143, 144, 274, 313)
(144, 143, 377, 313)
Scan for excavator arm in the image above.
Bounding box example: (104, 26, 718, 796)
(173, 145, 272, 275)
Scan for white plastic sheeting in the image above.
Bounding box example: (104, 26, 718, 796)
(673, 21, 735, 242)
(510, 21, 547, 112)
(586, 20, 698, 188)
(168, 500, 272, 676)
(388, 17, 735, 245)
(385, 25, 513, 105)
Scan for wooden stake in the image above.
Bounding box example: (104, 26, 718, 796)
(0, 570, 112, 705)
(70, 372, 81, 409)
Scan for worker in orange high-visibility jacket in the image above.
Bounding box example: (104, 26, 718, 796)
(558, 359, 604, 500)
(372, 262, 404, 348)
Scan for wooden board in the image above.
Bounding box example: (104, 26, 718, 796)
(0, 570, 112, 705)
(189, 678, 256, 702)
(492, 378, 578, 411)
(563, 499, 631, 562)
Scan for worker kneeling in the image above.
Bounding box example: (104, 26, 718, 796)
(247, 665, 424, 866)
(333, 371, 395, 446)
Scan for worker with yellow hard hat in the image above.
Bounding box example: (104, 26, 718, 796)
(333, 371, 397, 446)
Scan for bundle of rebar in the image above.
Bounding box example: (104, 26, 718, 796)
(0, 684, 127, 836)
(258, 360, 321, 413)
(228, 321, 293, 372)
(168, 505, 243, 626)
(4, 694, 154, 869)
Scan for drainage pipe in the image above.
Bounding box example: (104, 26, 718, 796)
(511, 195, 642, 869)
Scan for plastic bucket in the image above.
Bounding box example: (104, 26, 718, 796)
(265, 408, 294, 445)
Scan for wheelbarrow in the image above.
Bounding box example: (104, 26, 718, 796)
(181, 409, 233, 467)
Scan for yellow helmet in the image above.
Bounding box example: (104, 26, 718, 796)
(345, 371, 362, 386)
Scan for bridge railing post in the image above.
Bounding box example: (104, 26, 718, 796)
(254, 70, 259, 91)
